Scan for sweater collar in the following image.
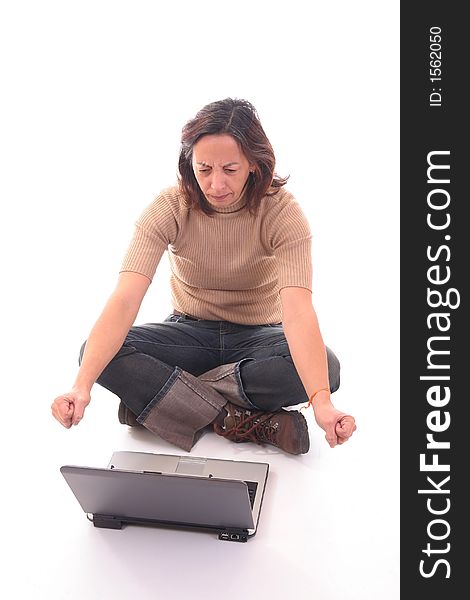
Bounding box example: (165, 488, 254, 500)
(211, 191, 247, 214)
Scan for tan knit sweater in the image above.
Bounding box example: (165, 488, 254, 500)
(120, 185, 312, 325)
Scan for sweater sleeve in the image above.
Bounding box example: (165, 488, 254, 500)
(269, 196, 313, 291)
(120, 189, 180, 281)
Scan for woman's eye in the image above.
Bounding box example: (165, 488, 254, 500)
(224, 169, 237, 173)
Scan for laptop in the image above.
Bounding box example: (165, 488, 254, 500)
(60, 451, 269, 542)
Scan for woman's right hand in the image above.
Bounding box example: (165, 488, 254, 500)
(51, 389, 91, 429)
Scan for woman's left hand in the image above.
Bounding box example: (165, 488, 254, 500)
(312, 400, 357, 448)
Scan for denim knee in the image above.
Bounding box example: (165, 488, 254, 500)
(238, 355, 307, 411)
(78, 339, 135, 367)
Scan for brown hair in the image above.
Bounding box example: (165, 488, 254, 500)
(178, 98, 288, 215)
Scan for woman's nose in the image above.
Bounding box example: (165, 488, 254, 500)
(210, 171, 227, 192)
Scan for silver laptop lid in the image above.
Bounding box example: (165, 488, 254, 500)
(61, 465, 256, 531)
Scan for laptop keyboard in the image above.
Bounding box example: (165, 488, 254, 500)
(244, 481, 258, 508)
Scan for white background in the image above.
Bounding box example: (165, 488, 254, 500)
(0, 1, 399, 599)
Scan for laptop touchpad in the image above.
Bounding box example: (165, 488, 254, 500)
(176, 457, 207, 476)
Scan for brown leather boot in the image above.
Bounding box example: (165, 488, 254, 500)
(214, 402, 310, 455)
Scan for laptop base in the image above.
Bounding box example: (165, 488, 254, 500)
(91, 512, 250, 542)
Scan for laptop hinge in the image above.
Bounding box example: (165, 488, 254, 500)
(218, 528, 249, 543)
(92, 514, 124, 530)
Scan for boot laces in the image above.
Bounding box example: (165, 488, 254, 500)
(219, 409, 279, 445)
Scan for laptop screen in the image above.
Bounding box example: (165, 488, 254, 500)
(61, 466, 255, 530)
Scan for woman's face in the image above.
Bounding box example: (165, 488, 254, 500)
(192, 134, 253, 208)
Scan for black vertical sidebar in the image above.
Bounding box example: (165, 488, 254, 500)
(401, 3, 467, 597)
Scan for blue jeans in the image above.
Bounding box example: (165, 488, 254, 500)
(93, 313, 340, 419)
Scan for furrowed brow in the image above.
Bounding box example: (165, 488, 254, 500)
(195, 161, 240, 167)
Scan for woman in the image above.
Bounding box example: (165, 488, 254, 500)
(51, 98, 356, 454)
